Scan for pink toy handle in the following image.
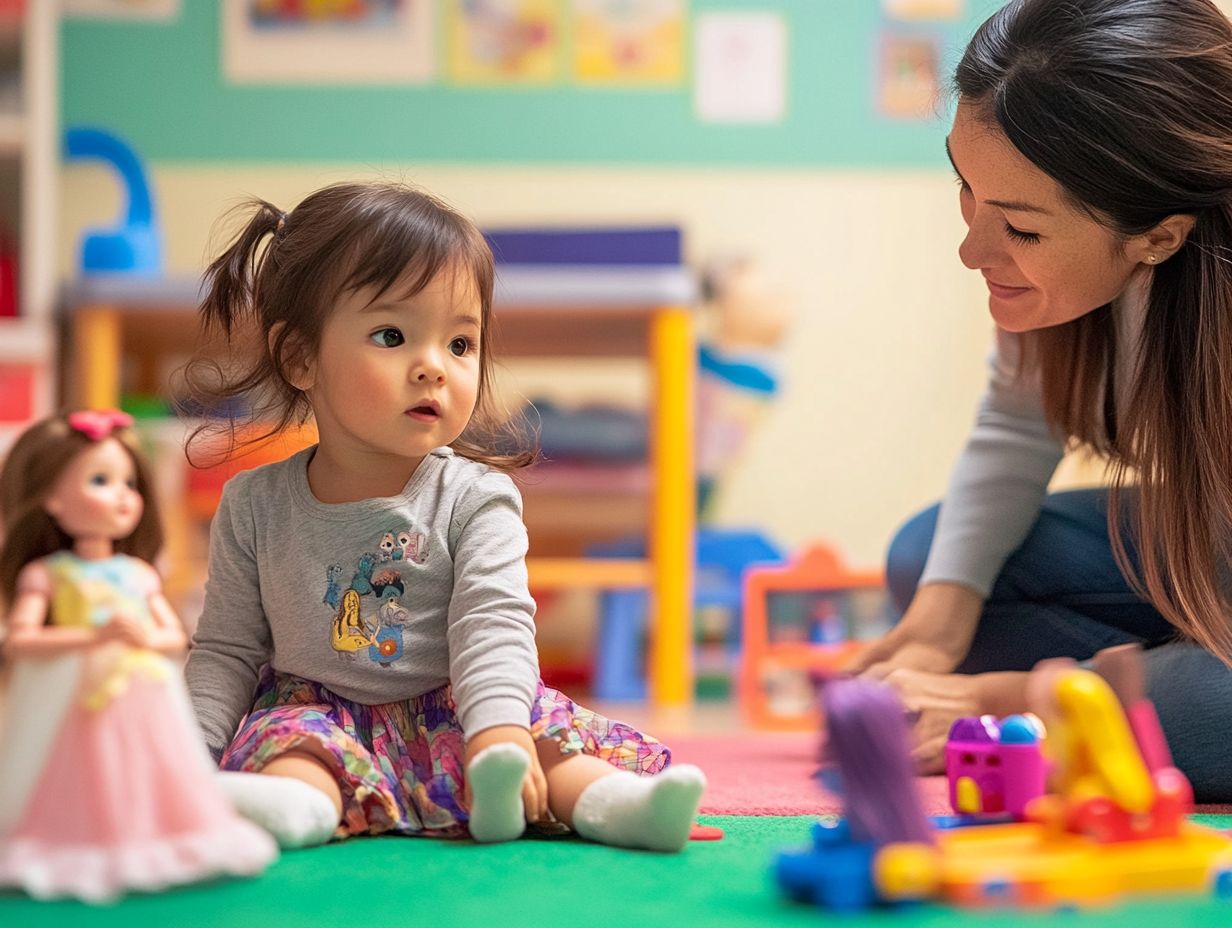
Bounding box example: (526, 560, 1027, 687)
(67, 409, 134, 442)
(1126, 700, 1173, 773)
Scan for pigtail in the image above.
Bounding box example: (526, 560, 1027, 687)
(181, 199, 310, 465)
(199, 199, 285, 338)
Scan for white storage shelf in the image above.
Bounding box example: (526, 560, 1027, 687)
(0, 3, 57, 429)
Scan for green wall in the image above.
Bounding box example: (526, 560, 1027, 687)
(62, 0, 1003, 166)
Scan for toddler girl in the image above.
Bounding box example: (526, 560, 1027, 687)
(184, 182, 706, 851)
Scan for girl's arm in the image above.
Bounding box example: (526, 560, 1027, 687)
(184, 475, 273, 762)
(445, 473, 540, 741)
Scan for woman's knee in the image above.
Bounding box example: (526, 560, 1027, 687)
(885, 504, 940, 613)
(1145, 643, 1232, 802)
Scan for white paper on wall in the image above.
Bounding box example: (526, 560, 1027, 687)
(694, 12, 787, 125)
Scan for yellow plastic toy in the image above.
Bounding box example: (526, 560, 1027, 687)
(933, 660, 1232, 908)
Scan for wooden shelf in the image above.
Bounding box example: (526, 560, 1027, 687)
(0, 316, 49, 360)
(528, 557, 650, 590)
(0, 111, 22, 154)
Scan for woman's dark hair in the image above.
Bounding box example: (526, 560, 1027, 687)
(183, 181, 536, 471)
(955, 0, 1232, 661)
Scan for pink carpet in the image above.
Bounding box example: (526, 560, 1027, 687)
(669, 731, 1232, 816)
(669, 731, 952, 817)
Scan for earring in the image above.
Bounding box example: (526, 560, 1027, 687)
(1146, 254, 1158, 264)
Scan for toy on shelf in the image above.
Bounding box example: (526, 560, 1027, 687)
(774, 644, 1232, 913)
(590, 527, 784, 701)
(945, 713, 1046, 821)
(695, 255, 792, 518)
(739, 543, 890, 729)
(64, 126, 162, 276)
(0, 412, 277, 902)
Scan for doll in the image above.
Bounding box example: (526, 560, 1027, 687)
(0, 411, 277, 903)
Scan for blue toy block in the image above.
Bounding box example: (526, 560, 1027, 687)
(590, 528, 784, 701)
(776, 821, 880, 913)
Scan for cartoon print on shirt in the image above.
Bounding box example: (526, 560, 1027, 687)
(331, 588, 376, 654)
(322, 564, 343, 609)
(373, 572, 410, 626)
(349, 552, 376, 595)
(378, 532, 397, 561)
(327, 531, 428, 662)
(400, 530, 429, 564)
(369, 573, 407, 667)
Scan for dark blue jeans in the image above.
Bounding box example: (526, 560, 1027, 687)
(889, 488, 1232, 801)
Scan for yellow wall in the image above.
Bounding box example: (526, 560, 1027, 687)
(61, 163, 1099, 569)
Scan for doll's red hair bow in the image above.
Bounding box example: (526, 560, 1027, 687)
(67, 409, 134, 441)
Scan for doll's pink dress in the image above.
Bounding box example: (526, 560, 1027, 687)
(0, 552, 276, 902)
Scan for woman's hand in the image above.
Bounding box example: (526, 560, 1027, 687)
(871, 668, 981, 773)
(842, 582, 984, 677)
(464, 725, 549, 824)
(876, 669, 1032, 772)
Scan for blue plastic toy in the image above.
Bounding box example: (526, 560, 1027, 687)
(64, 126, 163, 276)
(590, 528, 784, 701)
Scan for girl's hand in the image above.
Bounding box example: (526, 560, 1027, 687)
(464, 725, 549, 824)
(842, 582, 984, 677)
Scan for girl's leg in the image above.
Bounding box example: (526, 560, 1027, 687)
(218, 747, 341, 849)
(887, 488, 1175, 673)
(466, 742, 532, 843)
(535, 741, 705, 852)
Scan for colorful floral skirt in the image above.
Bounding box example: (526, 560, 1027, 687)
(219, 670, 671, 838)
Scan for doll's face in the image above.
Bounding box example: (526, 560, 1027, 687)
(43, 438, 144, 541)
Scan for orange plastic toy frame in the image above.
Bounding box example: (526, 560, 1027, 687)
(740, 543, 884, 730)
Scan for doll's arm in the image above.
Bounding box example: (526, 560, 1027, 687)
(143, 591, 189, 654)
(3, 590, 97, 655)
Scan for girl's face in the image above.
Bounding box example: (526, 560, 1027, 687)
(948, 101, 1151, 332)
(298, 263, 483, 475)
(43, 438, 144, 542)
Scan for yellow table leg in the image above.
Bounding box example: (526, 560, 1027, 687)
(75, 306, 121, 409)
(648, 305, 695, 707)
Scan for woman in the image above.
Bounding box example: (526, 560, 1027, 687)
(847, 0, 1232, 801)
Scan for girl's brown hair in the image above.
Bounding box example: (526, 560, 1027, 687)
(956, 0, 1232, 661)
(183, 181, 535, 470)
(0, 416, 163, 608)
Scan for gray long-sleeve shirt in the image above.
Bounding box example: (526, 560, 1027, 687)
(185, 446, 539, 761)
(920, 276, 1148, 597)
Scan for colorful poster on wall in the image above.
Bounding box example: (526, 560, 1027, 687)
(876, 29, 942, 120)
(694, 12, 786, 124)
(447, 0, 562, 85)
(572, 0, 685, 86)
(882, 0, 964, 20)
(63, 0, 179, 17)
(223, 0, 435, 84)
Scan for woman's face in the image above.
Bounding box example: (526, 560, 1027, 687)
(948, 101, 1146, 332)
